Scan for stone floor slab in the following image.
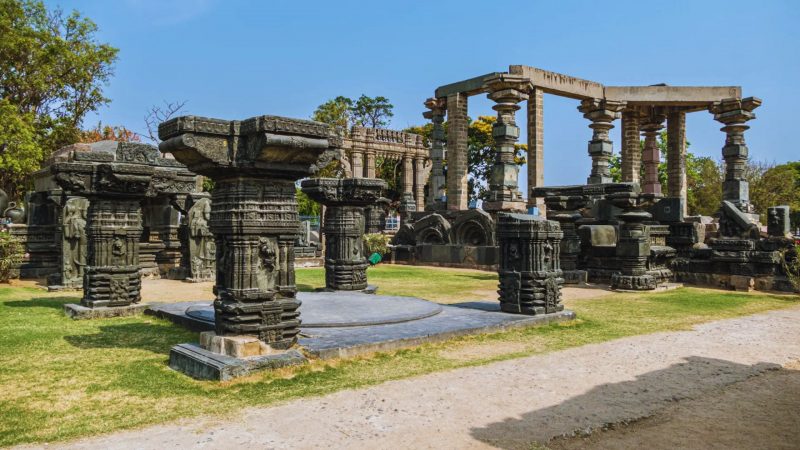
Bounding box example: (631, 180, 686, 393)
(64, 302, 149, 320)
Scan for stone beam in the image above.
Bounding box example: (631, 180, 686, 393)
(509, 65, 604, 100)
(434, 73, 503, 98)
(605, 86, 742, 105)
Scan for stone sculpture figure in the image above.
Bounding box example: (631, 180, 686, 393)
(496, 212, 564, 315)
(767, 206, 791, 238)
(301, 177, 386, 291)
(187, 197, 215, 281)
(61, 197, 88, 287)
(159, 114, 337, 349)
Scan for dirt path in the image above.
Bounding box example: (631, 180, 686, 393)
(30, 305, 800, 450)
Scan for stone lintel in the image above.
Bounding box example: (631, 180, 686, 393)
(434, 72, 504, 98)
(605, 86, 742, 105)
(509, 65, 604, 99)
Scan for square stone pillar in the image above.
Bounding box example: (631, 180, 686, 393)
(365, 152, 376, 178)
(527, 87, 545, 213)
(413, 156, 425, 212)
(667, 110, 688, 216)
(621, 109, 642, 183)
(446, 93, 469, 210)
(401, 156, 414, 195)
(710, 97, 762, 213)
(640, 109, 665, 195)
(351, 151, 364, 178)
(579, 99, 625, 184)
(423, 97, 447, 209)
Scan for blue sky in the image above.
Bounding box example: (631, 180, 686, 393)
(47, 0, 799, 189)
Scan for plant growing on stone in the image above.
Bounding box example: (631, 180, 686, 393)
(782, 244, 800, 294)
(0, 232, 22, 282)
(363, 233, 390, 256)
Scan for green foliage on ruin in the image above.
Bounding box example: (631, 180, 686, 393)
(0, 232, 22, 282)
(363, 233, 391, 256)
(0, 0, 118, 199)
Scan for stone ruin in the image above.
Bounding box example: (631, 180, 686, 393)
(301, 177, 386, 291)
(392, 65, 796, 293)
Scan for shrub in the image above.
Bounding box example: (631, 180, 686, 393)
(363, 233, 391, 257)
(783, 244, 800, 294)
(0, 232, 22, 282)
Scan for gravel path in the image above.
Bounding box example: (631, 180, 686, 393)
(31, 305, 800, 450)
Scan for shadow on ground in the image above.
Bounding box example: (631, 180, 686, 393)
(4, 296, 77, 310)
(470, 356, 786, 449)
(63, 322, 184, 354)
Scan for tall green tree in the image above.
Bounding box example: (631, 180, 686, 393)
(0, 0, 118, 198)
(351, 95, 393, 128)
(311, 96, 353, 131)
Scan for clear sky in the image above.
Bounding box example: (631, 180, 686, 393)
(46, 0, 799, 190)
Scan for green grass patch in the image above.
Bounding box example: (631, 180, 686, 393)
(0, 267, 796, 446)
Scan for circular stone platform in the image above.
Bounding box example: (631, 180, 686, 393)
(185, 291, 443, 328)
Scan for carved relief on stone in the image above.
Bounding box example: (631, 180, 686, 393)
(186, 197, 215, 281)
(61, 197, 88, 286)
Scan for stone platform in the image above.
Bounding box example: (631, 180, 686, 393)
(148, 292, 576, 361)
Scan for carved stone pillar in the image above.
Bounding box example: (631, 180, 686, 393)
(83, 191, 148, 307)
(578, 99, 625, 184)
(159, 114, 335, 349)
(620, 109, 641, 183)
(401, 156, 414, 196)
(496, 212, 564, 315)
(483, 74, 528, 213)
(667, 110, 688, 216)
(527, 87, 545, 212)
(640, 109, 666, 195)
(446, 93, 469, 210)
(710, 97, 762, 213)
(424, 97, 447, 210)
(365, 152, 376, 179)
(301, 178, 386, 291)
(608, 192, 657, 291)
(351, 151, 364, 178)
(413, 156, 425, 212)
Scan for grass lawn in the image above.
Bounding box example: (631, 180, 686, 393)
(0, 265, 797, 446)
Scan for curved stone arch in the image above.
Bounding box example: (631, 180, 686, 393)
(414, 213, 452, 245)
(451, 209, 495, 246)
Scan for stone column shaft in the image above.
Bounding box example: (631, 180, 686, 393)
(210, 177, 300, 348)
(446, 93, 469, 210)
(640, 110, 665, 195)
(401, 156, 414, 195)
(424, 97, 447, 209)
(527, 87, 545, 212)
(365, 152, 376, 178)
(413, 157, 425, 212)
(484, 75, 528, 213)
(667, 110, 688, 216)
(621, 110, 641, 183)
(351, 151, 364, 178)
(83, 197, 143, 307)
(579, 99, 625, 184)
(710, 97, 762, 212)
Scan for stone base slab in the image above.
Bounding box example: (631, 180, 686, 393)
(562, 270, 588, 284)
(315, 284, 378, 295)
(169, 343, 307, 381)
(64, 302, 149, 320)
(199, 331, 277, 358)
(48, 285, 82, 292)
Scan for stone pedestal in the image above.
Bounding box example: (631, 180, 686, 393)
(83, 196, 148, 307)
(159, 114, 337, 355)
(496, 212, 564, 315)
(301, 178, 386, 291)
(549, 210, 586, 284)
(609, 192, 659, 291)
